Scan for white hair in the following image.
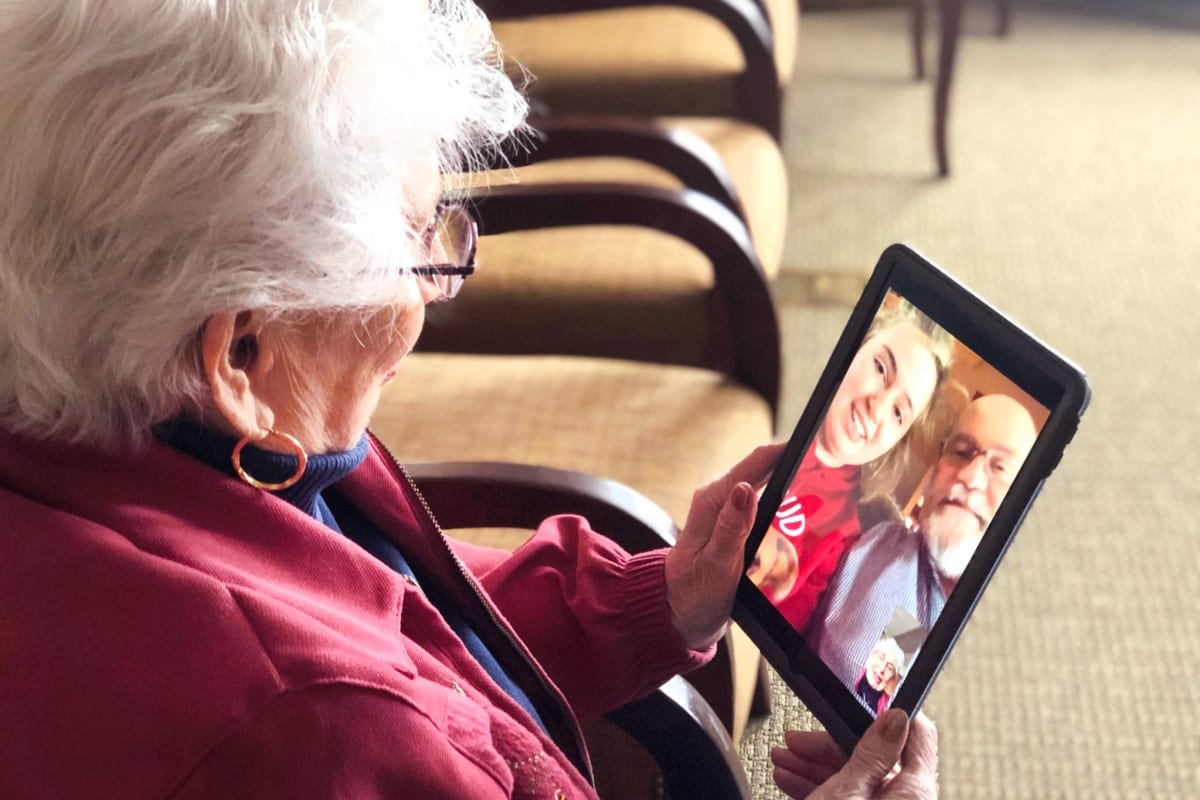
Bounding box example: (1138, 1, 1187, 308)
(872, 637, 906, 676)
(0, 0, 526, 447)
(924, 514, 979, 581)
(922, 493, 985, 581)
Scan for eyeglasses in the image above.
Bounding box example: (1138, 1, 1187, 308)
(940, 434, 1020, 488)
(401, 203, 477, 299)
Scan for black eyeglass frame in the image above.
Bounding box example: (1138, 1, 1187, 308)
(938, 433, 1021, 487)
(399, 203, 478, 297)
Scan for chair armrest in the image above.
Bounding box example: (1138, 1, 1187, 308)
(604, 675, 752, 800)
(403, 460, 677, 553)
(481, 0, 781, 136)
(495, 114, 745, 219)
(465, 181, 781, 417)
(404, 460, 745, 735)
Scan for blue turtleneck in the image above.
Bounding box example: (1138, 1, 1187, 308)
(160, 420, 546, 733)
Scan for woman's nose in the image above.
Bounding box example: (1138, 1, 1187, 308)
(863, 395, 881, 430)
(864, 390, 892, 436)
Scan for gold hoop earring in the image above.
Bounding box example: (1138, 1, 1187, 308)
(231, 429, 308, 491)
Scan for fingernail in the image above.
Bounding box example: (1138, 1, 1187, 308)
(882, 709, 908, 743)
(733, 483, 751, 511)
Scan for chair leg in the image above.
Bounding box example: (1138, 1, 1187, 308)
(749, 658, 773, 721)
(934, 0, 965, 176)
(911, 0, 926, 81)
(997, 0, 1011, 36)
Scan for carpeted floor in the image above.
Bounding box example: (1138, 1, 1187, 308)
(737, 0, 1200, 797)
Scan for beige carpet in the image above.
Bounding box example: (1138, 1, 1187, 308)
(737, 0, 1200, 797)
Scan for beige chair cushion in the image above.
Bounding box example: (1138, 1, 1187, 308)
(482, 116, 788, 279)
(371, 353, 774, 741)
(495, 8, 751, 121)
(374, 353, 773, 521)
(495, 3, 798, 106)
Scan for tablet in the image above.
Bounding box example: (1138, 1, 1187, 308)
(733, 244, 1089, 753)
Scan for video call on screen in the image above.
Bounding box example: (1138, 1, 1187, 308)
(747, 290, 1048, 716)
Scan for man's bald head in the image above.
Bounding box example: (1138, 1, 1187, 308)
(953, 394, 1038, 460)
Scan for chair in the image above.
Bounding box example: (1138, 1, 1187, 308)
(479, 0, 798, 138)
(806, 0, 1010, 175)
(429, 115, 788, 414)
(406, 460, 753, 799)
(421, 180, 781, 409)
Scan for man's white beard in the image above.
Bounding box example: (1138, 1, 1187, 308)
(922, 512, 983, 581)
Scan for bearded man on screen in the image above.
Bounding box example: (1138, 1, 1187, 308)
(803, 394, 1038, 694)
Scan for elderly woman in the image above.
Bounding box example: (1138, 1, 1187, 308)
(854, 638, 907, 716)
(0, 1, 935, 798)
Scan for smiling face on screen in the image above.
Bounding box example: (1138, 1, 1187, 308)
(814, 321, 940, 469)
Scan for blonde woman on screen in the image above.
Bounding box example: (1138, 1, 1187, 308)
(748, 298, 954, 629)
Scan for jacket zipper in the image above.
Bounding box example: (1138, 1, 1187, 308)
(372, 437, 595, 786)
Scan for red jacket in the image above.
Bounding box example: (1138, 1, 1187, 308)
(0, 430, 710, 799)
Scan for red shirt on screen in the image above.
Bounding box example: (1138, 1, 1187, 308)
(770, 447, 862, 630)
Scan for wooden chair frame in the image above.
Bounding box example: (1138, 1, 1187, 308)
(478, 0, 783, 138)
(407, 460, 753, 799)
(806, 0, 1009, 175)
(497, 114, 746, 221)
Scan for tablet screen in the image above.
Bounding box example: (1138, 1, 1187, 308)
(746, 288, 1049, 718)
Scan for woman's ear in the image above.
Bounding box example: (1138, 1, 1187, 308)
(200, 311, 275, 438)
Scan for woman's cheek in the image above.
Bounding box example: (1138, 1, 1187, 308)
(880, 417, 906, 453)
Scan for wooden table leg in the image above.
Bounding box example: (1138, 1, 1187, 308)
(935, 0, 964, 176)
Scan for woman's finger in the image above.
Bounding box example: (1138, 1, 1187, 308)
(782, 729, 849, 767)
(901, 713, 938, 771)
(769, 731, 845, 791)
(771, 746, 841, 788)
(834, 709, 910, 795)
(681, 441, 781, 544)
(726, 441, 787, 489)
(705, 481, 757, 561)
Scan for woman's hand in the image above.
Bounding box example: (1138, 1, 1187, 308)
(664, 442, 785, 650)
(771, 710, 939, 799)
